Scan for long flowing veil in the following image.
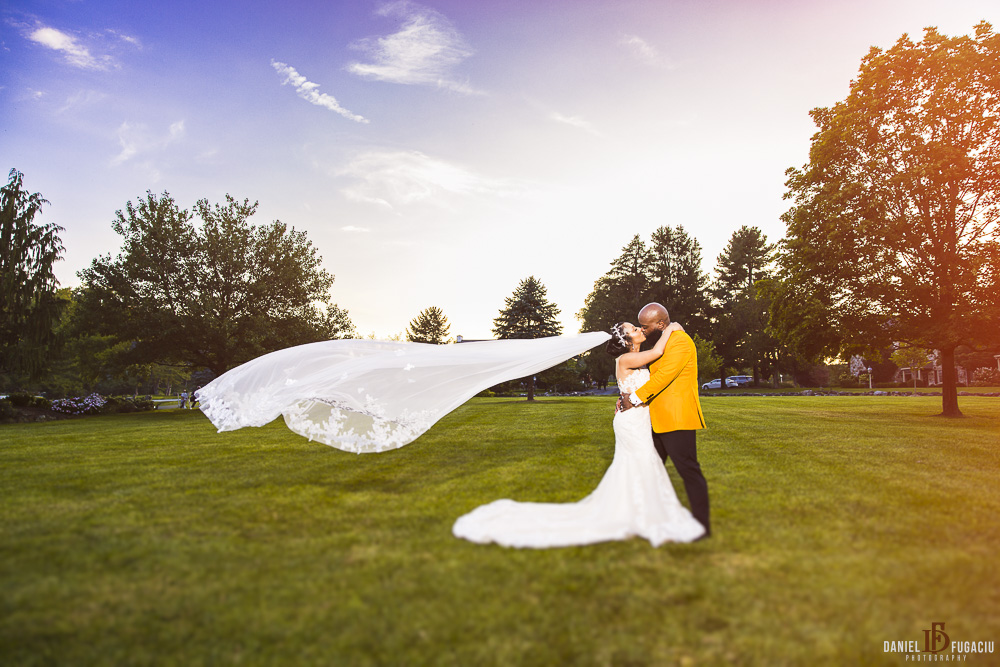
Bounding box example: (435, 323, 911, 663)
(196, 332, 611, 454)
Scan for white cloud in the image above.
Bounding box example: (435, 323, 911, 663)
(106, 29, 141, 47)
(27, 26, 113, 70)
(112, 120, 185, 166)
(346, 1, 481, 94)
(340, 225, 371, 233)
(548, 111, 603, 137)
(271, 60, 369, 124)
(338, 149, 518, 209)
(620, 34, 674, 68)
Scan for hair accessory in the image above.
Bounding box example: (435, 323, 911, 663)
(610, 323, 630, 350)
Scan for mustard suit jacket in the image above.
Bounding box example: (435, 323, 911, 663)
(635, 331, 706, 434)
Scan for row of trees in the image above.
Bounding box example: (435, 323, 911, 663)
(5, 23, 1000, 417)
(1, 181, 357, 396)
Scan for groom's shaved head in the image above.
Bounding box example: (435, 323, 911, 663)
(637, 303, 670, 335)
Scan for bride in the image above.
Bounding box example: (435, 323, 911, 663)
(452, 321, 706, 548)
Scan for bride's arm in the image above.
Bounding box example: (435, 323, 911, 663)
(618, 322, 684, 371)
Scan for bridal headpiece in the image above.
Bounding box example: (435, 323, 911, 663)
(610, 323, 630, 350)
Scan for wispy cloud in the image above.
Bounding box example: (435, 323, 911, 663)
(549, 111, 603, 137)
(106, 29, 141, 48)
(271, 60, 369, 124)
(112, 120, 185, 166)
(338, 150, 518, 209)
(340, 225, 371, 233)
(620, 34, 675, 69)
(27, 26, 113, 69)
(346, 1, 480, 95)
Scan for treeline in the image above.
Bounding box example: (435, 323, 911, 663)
(1, 183, 356, 398)
(6, 23, 1000, 417)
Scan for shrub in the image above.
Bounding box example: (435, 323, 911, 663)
(837, 373, 859, 388)
(31, 396, 52, 410)
(0, 399, 14, 421)
(51, 394, 108, 415)
(7, 392, 35, 408)
(971, 367, 1000, 386)
(103, 396, 156, 413)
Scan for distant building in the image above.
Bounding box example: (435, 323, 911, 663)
(893, 360, 968, 386)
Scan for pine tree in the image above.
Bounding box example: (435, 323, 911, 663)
(648, 225, 712, 339)
(493, 276, 563, 400)
(711, 226, 776, 387)
(406, 306, 451, 344)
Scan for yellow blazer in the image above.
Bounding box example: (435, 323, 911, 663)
(635, 331, 706, 433)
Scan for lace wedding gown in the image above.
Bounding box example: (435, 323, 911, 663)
(452, 367, 706, 548)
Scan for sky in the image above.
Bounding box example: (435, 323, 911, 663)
(3, 0, 999, 339)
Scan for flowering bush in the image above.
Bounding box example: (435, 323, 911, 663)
(51, 394, 108, 415)
(971, 367, 1000, 386)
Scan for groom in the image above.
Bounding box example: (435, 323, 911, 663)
(620, 303, 711, 537)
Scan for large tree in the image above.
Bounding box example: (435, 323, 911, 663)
(406, 306, 451, 344)
(710, 225, 776, 387)
(493, 276, 563, 400)
(78, 192, 355, 377)
(774, 22, 1000, 417)
(0, 169, 65, 378)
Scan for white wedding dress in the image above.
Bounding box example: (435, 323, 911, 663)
(452, 367, 706, 548)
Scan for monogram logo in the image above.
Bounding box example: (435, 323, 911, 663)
(923, 622, 950, 654)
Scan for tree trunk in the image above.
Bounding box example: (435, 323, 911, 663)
(939, 346, 963, 417)
(527, 376, 535, 402)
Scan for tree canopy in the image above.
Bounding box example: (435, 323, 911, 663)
(0, 169, 65, 378)
(772, 22, 1000, 416)
(77, 192, 355, 377)
(406, 306, 451, 344)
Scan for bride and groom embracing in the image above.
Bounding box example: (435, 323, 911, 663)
(197, 301, 710, 549)
(452, 302, 711, 548)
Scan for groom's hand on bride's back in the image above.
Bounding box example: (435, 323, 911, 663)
(618, 393, 633, 412)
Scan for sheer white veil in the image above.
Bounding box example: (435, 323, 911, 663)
(196, 332, 611, 454)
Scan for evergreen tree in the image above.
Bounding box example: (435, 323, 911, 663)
(711, 226, 776, 387)
(0, 169, 65, 378)
(578, 230, 714, 385)
(406, 306, 451, 344)
(493, 276, 563, 400)
(648, 225, 712, 339)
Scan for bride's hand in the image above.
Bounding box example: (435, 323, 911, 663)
(665, 321, 685, 334)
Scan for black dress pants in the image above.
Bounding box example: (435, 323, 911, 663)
(651, 429, 710, 535)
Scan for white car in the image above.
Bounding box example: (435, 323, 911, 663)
(727, 375, 754, 387)
(701, 378, 738, 390)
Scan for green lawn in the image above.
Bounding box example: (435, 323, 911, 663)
(2, 396, 998, 665)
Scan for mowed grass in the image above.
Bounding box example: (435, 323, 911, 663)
(1, 397, 998, 666)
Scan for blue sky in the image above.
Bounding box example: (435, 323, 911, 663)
(3, 0, 998, 338)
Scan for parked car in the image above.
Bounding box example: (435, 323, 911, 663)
(701, 378, 738, 390)
(727, 375, 754, 387)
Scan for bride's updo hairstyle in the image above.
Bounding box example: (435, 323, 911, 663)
(605, 322, 632, 357)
